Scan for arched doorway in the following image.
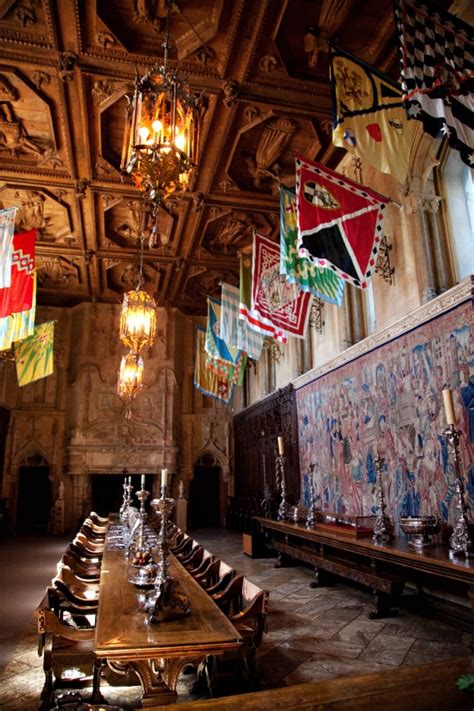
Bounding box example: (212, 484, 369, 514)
(189, 453, 222, 529)
(16, 454, 51, 533)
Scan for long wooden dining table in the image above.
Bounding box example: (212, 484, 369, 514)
(95, 534, 242, 707)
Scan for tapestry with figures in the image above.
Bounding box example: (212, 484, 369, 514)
(295, 297, 474, 529)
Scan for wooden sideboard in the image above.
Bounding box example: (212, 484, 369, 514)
(252, 517, 474, 624)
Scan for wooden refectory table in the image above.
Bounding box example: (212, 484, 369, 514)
(252, 516, 474, 622)
(95, 536, 242, 707)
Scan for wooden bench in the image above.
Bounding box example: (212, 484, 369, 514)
(144, 656, 473, 710)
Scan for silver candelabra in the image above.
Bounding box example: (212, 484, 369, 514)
(445, 424, 472, 558)
(276, 454, 289, 521)
(372, 454, 394, 542)
(148, 484, 191, 622)
(306, 464, 316, 529)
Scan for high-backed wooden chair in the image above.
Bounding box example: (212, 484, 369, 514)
(36, 587, 103, 711)
(61, 550, 101, 582)
(89, 511, 109, 526)
(74, 532, 104, 554)
(188, 549, 214, 577)
(70, 538, 103, 561)
(54, 565, 100, 601)
(205, 576, 269, 691)
(181, 543, 204, 570)
(199, 560, 236, 595)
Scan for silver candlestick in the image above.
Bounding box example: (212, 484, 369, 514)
(147, 485, 191, 622)
(445, 424, 472, 558)
(373, 454, 394, 542)
(306, 464, 316, 529)
(129, 485, 151, 561)
(276, 454, 289, 521)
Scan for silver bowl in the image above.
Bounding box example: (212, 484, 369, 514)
(399, 516, 441, 549)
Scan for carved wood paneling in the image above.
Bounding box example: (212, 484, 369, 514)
(233, 384, 300, 503)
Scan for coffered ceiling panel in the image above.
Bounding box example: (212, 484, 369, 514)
(0, 0, 408, 315)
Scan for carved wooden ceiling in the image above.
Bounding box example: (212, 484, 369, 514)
(0, 0, 404, 315)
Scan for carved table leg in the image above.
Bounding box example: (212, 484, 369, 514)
(309, 567, 334, 588)
(274, 552, 294, 569)
(368, 589, 400, 620)
(91, 657, 106, 704)
(129, 659, 177, 706)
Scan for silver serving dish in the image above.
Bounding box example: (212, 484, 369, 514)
(399, 515, 441, 549)
(128, 564, 158, 588)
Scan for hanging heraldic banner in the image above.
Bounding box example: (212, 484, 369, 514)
(296, 154, 389, 290)
(395, 0, 473, 168)
(252, 233, 312, 339)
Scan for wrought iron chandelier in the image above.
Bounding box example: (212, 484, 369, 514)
(119, 227, 157, 356)
(120, 0, 201, 233)
(117, 351, 144, 408)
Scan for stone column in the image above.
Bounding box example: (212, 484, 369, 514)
(425, 195, 450, 293)
(404, 190, 438, 304)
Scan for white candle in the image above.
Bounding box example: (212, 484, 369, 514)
(442, 388, 456, 425)
(161, 468, 168, 489)
(128, 476, 132, 486)
(141, 474, 146, 490)
(277, 436, 285, 456)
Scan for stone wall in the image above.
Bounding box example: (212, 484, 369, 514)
(0, 304, 233, 531)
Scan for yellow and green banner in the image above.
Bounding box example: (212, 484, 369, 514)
(15, 320, 54, 387)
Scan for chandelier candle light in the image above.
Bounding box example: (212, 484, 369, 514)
(120, 0, 201, 239)
(117, 351, 144, 418)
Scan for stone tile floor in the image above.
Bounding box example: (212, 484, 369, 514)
(0, 528, 472, 710)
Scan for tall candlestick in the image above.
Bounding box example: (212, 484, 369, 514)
(161, 468, 168, 490)
(277, 436, 285, 456)
(442, 388, 456, 425)
(141, 474, 146, 490)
